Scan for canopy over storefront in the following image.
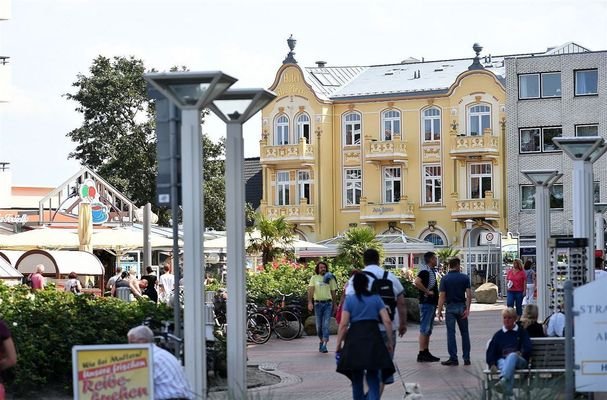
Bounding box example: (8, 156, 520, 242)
(0, 228, 79, 250)
(16, 250, 104, 277)
(0, 250, 25, 266)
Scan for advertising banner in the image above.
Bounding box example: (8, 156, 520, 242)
(72, 344, 153, 400)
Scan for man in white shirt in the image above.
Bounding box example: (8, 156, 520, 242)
(106, 266, 122, 293)
(159, 263, 175, 304)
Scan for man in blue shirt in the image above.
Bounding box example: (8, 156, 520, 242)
(437, 257, 472, 366)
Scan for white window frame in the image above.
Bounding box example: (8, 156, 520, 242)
(296, 113, 311, 144)
(541, 72, 562, 98)
(381, 109, 401, 141)
(383, 166, 401, 203)
(424, 165, 442, 205)
(276, 171, 290, 206)
(344, 168, 362, 206)
(297, 170, 312, 204)
(343, 112, 362, 146)
(518, 74, 540, 99)
(274, 115, 290, 145)
(422, 107, 441, 141)
(575, 69, 598, 96)
(467, 104, 491, 136)
(469, 163, 492, 199)
(575, 124, 599, 137)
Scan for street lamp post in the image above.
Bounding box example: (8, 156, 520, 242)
(144, 71, 237, 398)
(209, 88, 276, 400)
(521, 169, 561, 321)
(553, 137, 607, 284)
(465, 219, 474, 283)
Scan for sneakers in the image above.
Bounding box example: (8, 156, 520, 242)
(416, 350, 440, 362)
(318, 342, 323, 352)
(464, 359, 471, 366)
(441, 359, 459, 366)
(320, 343, 328, 353)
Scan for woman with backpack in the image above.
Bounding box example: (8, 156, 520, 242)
(64, 272, 82, 294)
(335, 272, 394, 400)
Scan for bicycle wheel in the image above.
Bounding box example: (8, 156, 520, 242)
(247, 312, 271, 344)
(274, 310, 301, 341)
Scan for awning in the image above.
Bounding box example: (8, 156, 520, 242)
(16, 250, 105, 277)
(0, 250, 25, 266)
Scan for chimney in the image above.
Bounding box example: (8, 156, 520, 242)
(315, 61, 327, 68)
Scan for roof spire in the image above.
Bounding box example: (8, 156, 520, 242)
(282, 34, 298, 64)
(468, 43, 485, 70)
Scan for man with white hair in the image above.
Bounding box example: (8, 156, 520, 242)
(127, 325, 193, 400)
(30, 264, 45, 291)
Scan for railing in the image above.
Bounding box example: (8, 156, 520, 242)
(451, 192, 500, 219)
(450, 131, 499, 159)
(365, 135, 408, 163)
(261, 203, 316, 223)
(260, 138, 314, 165)
(359, 196, 415, 222)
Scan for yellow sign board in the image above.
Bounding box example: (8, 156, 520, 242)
(72, 344, 153, 399)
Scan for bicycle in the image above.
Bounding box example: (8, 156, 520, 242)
(143, 318, 184, 362)
(246, 303, 272, 345)
(260, 290, 303, 341)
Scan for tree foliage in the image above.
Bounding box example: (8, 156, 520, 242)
(247, 213, 295, 265)
(435, 246, 461, 266)
(65, 55, 227, 228)
(336, 226, 384, 270)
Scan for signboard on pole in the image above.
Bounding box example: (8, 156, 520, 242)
(72, 344, 153, 399)
(574, 278, 607, 392)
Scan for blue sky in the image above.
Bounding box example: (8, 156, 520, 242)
(0, 0, 606, 186)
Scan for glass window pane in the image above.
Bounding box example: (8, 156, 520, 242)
(543, 127, 562, 152)
(519, 74, 540, 98)
(521, 186, 535, 210)
(576, 125, 598, 137)
(542, 73, 561, 97)
(481, 115, 491, 133)
(470, 117, 479, 136)
(550, 185, 564, 209)
(576, 70, 598, 95)
(520, 128, 541, 152)
(594, 181, 600, 204)
(433, 119, 440, 138)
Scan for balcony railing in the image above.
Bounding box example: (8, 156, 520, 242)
(260, 138, 315, 166)
(365, 135, 408, 163)
(359, 196, 415, 224)
(451, 192, 500, 220)
(450, 130, 499, 159)
(261, 202, 316, 223)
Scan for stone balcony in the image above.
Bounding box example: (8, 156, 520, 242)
(451, 191, 500, 220)
(359, 196, 416, 225)
(364, 135, 408, 164)
(260, 138, 315, 167)
(260, 201, 317, 225)
(450, 130, 499, 160)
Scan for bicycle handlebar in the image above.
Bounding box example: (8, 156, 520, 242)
(277, 290, 293, 297)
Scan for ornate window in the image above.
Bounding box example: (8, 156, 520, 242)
(383, 166, 401, 203)
(424, 165, 442, 204)
(344, 168, 362, 206)
(297, 170, 312, 204)
(274, 115, 289, 145)
(276, 171, 290, 206)
(296, 113, 311, 144)
(343, 112, 362, 146)
(424, 233, 445, 246)
(422, 107, 441, 141)
(467, 104, 491, 136)
(469, 163, 492, 199)
(381, 109, 401, 141)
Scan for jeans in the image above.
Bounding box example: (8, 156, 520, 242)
(506, 291, 524, 316)
(419, 303, 436, 335)
(497, 353, 527, 395)
(445, 303, 470, 362)
(314, 301, 332, 341)
(351, 369, 380, 400)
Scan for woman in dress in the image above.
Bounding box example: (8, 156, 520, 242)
(506, 259, 527, 318)
(335, 272, 394, 400)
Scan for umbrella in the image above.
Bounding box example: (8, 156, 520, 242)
(91, 227, 178, 251)
(78, 203, 93, 253)
(0, 228, 80, 250)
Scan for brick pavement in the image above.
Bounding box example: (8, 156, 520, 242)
(219, 302, 507, 400)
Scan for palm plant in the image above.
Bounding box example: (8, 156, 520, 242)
(336, 226, 384, 270)
(435, 246, 461, 266)
(247, 213, 295, 265)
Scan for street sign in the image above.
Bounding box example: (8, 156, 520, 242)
(574, 278, 607, 391)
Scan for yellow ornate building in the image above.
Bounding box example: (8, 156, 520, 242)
(260, 37, 506, 271)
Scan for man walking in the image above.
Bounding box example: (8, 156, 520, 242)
(437, 257, 472, 366)
(308, 261, 337, 353)
(414, 251, 440, 362)
(346, 248, 407, 390)
(159, 262, 175, 304)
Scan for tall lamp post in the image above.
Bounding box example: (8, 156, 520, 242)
(209, 88, 276, 399)
(521, 169, 561, 320)
(465, 219, 474, 282)
(144, 71, 237, 397)
(553, 137, 607, 284)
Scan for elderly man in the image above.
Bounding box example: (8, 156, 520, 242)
(127, 325, 193, 400)
(486, 307, 532, 396)
(30, 264, 45, 291)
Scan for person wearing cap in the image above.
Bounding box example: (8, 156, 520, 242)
(308, 261, 337, 353)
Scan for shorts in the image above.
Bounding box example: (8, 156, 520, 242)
(419, 303, 436, 336)
(379, 330, 396, 384)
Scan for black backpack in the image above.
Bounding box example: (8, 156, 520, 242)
(363, 270, 397, 320)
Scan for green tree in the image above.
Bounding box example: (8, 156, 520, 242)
(336, 226, 384, 270)
(435, 246, 461, 266)
(65, 55, 227, 228)
(247, 213, 295, 265)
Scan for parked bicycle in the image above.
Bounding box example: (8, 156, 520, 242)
(259, 290, 303, 340)
(212, 300, 272, 345)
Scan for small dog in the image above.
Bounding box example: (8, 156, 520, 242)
(403, 382, 423, 399)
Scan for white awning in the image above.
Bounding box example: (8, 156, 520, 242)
(16, 250, 105, 277)
(0, 250, 25, 266)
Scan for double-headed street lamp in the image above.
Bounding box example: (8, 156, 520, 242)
(553, 137, 607, 284)
(521, 169, 561, 320)
(209, 88, 276, 399)
(144, 71, 237, 397)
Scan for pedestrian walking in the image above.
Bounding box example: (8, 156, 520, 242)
(414, 251, 440, 362)
(29, 264, 45, 291)
(436, 257, 471, 366)
(506, 259, 526, 317)
(64, 272, 82, 294)
(523, 260, 535, 305)
(307, 261, 337, 353)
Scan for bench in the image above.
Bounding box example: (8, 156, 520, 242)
(483, 337, 566, 399)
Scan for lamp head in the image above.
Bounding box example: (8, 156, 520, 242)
(521, 169, 561, 186)
(552, 136, 605, 161)
(209, 88, 276, 123)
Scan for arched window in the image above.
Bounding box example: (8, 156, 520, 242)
(274, 115, 289, 145)
(343, 112, 362, 146)
(381, 109, 401, 141)
(424, 233, 445, 246)
(468, 104, 491, 136)
(296, 113, 311, 144)
(422, 107, 441, 141)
